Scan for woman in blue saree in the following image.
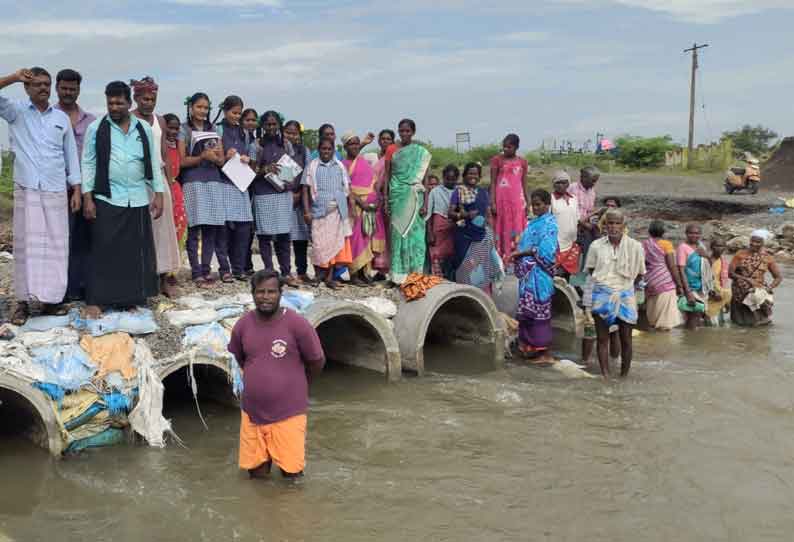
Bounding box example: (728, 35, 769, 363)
(509, 189, 558, 363)
(448, 163, 504, 293)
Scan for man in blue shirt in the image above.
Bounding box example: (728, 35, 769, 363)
(0, 67, 82, 325)
(81, 81, 164, 318)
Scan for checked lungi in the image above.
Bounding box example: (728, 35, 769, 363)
(13, 184, 69, 303)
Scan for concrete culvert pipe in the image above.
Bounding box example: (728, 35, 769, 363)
(493, 276, 584, 337)
(158, 361, 239, 412)
(0, 375, 63, 456)
(392, 283, 504, 376)
(304, 300, 401, 381)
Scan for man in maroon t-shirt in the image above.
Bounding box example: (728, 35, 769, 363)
(229, 269, 325, 478)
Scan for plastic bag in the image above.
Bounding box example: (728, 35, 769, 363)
(21, 312, 74, 333)
(352, 297, 398, 319)
(19, 327, 80, 349)
(31, 344, 96, 391)
(182, 322, 231, 360)
(166, 308, 219, 327)
(281, 290, 315, 313)
(76, 309, 159, 337)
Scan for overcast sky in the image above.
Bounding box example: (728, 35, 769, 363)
(1, 0, 792, 149)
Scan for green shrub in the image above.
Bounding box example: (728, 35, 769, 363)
(614, 136, 675, 169)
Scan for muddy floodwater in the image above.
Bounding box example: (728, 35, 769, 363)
(2, 271, 794, 541)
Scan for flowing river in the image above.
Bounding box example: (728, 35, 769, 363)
(2, 270, 793, 541)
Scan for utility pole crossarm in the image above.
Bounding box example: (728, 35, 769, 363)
(685, 42, 709, 169)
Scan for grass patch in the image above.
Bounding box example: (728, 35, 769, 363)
(0, 152, 14, 222)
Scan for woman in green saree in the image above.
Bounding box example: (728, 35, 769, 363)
(384, 119, 432, 284)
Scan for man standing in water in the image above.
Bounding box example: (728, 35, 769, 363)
(585, 209, 645, 378)
(54, 68, 96, 301)
(229, 270, 325, 479)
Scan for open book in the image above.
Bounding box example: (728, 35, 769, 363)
(265, 153, 304, 190)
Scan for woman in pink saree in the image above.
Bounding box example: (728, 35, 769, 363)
(343, 131, 381, 285)
(368, 129, 394, 278)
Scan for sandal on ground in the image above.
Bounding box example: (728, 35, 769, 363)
(299, 275, 319, 286)
(325, 280, 341, 290)
(221, 273, 234, 283)
(194, 277, 214, 289)
(42, 303, 69, 316)
(10, 304, 28, 326)
(350, 278, 368, 287)
(234, 274, 248, 282)
(283, 276, 301, 288)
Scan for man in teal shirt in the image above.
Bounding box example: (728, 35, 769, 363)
(81, 81, 165, 318)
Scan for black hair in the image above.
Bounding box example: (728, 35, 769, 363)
(648, 220, 666, 238)
(28, 67, 51, 80)
(685, 223, 702, 234)
(604, 196, 621, 207)
(56, 69, 82, 85)
(530, 188, 551, 205)
(284, 120, 304, 144)
(212, 95, 244, 125)
(428, 174, 439, 182)
(581, 166, 601, 179)
(442, 164, 460, 179)
(251, 269, 283, 292)
(104, 81, 131, 103)
(318, 137, 335, 150)
(503, 133, 520, 148)
(378, 129, 395, 141)
(241, 108, 258, 123)
(163, 113, 180, 126)
(398, 118, 416, 133)
(318, 123, 335, 138)
(462, 162, 482, 178)
(186, 92, 210, 129)
(257, 110, 284, 147)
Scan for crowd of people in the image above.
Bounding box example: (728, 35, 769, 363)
(0, 65, 787, 479)
(0, 67, 785, 366)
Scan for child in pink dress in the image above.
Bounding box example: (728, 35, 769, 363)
(489, 133, 529, 262)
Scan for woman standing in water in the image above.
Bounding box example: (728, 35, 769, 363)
(509, 189, 558, 363)
(490, 133, 529, 262)
(677, 224, 712, 330)
(642, 220, 682, 331)
(729, 230, 782, 327)
(385, 119, 431, 284)
(448, 162, 503, 293)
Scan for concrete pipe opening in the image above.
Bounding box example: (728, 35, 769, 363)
(394, 284, 504, 376)
(160, 362, 238, 431)
(0, 380, 62, 456)
(306, 300, 401, 381)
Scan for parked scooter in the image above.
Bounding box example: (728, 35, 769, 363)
(725, 158, 761, 194)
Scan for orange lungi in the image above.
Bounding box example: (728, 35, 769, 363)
(239, 411, 307, 474)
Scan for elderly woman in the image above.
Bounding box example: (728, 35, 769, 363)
(729, 230, 782, 326)
(642, 220, 682, 331)
(342, 131, 378, 285)
(585, 209, 646, 378)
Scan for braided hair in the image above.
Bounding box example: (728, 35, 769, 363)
(212, 95, 243, 126)
(257, 110, 284, 147)
(185, 92, 210, 131)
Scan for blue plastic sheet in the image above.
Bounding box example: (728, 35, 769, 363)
(65, 427, 125, 454)
(21, 312, 75, 332)
(31, 345, 96, 391)
(64, 402, 104, 431)
(281, 290, 315, 313)
(73, 309, 159, 337)
(32, 382, 65, 405)
(102, 392, 131, 415)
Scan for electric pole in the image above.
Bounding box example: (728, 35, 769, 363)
(684, 42, 708, 168)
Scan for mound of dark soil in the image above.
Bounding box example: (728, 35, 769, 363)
(764, 136, 794, 190)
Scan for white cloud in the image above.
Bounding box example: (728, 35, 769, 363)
(613, 0, 794, 23)
(497, 31, 551, 42)
(4, 20, 179, 38)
